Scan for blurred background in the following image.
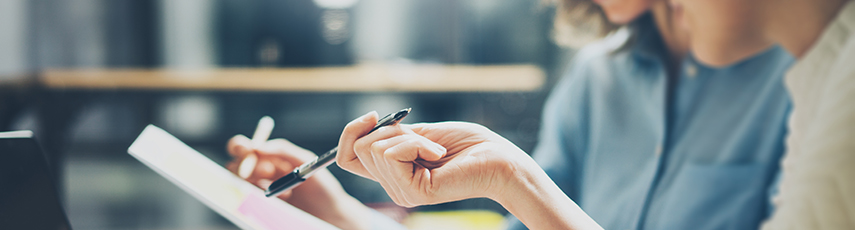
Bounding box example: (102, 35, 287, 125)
(0, 0, 572, 229)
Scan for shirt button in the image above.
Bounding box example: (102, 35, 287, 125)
(654, 145, 663, 157)
(685, 64, 698, 79)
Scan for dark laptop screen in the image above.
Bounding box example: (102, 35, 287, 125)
(0, 131, 72, 230)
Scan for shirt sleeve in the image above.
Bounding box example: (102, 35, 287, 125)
(761, 14, 855, 229)
(761, 86, 855, 230)
(765, 170, 782, 220)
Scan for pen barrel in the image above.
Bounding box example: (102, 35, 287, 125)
(296, 147, 338, 178)
(266, 108, 410, 196)
(293, 108, 409, 178)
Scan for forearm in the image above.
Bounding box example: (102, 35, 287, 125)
(492, 159, 601, 230)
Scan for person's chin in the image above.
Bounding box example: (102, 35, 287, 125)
(692, 41, 773, 67)
(604, 9, 643, 25)
(592, 0, 608, 5)
(691, 49, 742, 67)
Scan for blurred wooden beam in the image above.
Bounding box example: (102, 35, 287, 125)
(39, 64, 544, 92)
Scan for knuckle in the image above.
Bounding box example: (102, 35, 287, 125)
(404, 136, 421, 145)
(336, 158, 355, 169)
(345, 118, 361, 128)
(411, 138, 433, 152)
(353, 138, 369, 153)
(391, 125, 407, 135)
(399, 137, 420, 149)
(370, 141, 385, 153)
(375, 126, 390, 133)
(378, 125, 406, 136)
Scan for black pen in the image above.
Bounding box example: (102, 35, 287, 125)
(265, 108, 412, 197)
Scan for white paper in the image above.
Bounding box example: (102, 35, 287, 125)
(128, 125, 338, 230)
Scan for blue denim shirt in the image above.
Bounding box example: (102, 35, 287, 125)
(507, 15, 794, 230)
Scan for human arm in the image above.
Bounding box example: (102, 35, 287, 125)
(335, 112, 603, 230)
(507, 73, 590, 230)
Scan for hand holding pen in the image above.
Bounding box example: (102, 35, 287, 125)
(236, 116, 274, 179)
(226, 117, 316, 198)
(225, 112, 406, 229)
(265, 108, 411, 197)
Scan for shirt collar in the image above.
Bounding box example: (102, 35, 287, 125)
(627, 13, 670, 64)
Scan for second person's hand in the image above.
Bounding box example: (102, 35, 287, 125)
(226, 135, 373, 230)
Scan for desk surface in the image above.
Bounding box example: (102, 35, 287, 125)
(39, 64, 544, 92)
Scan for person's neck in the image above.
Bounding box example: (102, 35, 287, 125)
(766, 0, 850, 58)
(651, 1, 690, 73)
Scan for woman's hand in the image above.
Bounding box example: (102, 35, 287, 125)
(336, 111, 603, 230)
(226, 135, 311, 199)
(226, 135, 372, 230)
(335, 111, 531, 206)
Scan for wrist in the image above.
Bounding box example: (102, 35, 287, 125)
(488, 155, 538, 206)
(490, 156, 602, 230)
(487, 151, 540, 203)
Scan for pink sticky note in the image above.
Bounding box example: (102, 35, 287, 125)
(238, 194, 321, 230)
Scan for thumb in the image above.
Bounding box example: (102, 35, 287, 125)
(336, 111, 379, 179)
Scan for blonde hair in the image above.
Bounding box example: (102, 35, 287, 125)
(551, 0, 621, 48)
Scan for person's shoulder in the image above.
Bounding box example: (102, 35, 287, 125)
(557, 28, 639, 89)
(570, 28, 633, 67)
(548, 30, 637, 105)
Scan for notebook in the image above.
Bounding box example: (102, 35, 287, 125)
(128, 125, 337, 230)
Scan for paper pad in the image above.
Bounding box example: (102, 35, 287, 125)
(128, 125, 337, 230)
